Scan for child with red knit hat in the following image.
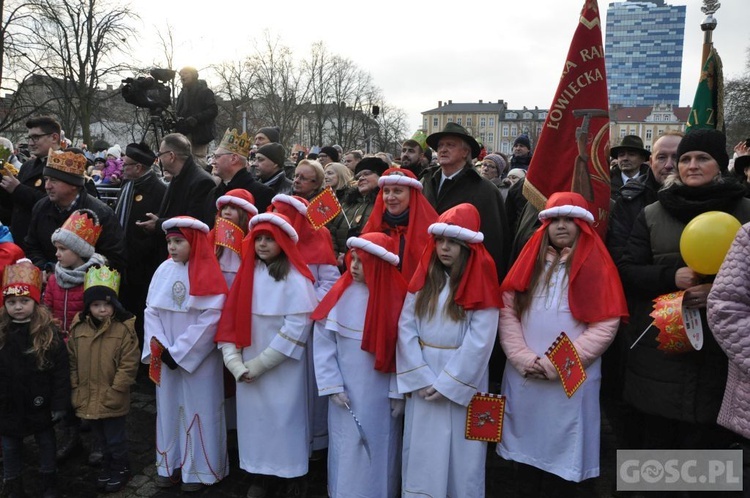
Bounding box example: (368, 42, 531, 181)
(397, 203, 501, 498)
(497, 192, 627, 497)
(216, 212, 318, 498)
(209, 188, 258, 287)
(312, 232, 406, 497)
(142, 216, 229, 492)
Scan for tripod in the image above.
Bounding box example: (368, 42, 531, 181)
(140, 108, 174, 151)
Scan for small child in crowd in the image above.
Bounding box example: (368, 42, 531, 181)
(397, 204, 501, 498)
(217, 213, 318, 498)
(67, 266, 139, 493)
(210, 189, 258, 287)
(498, 192, 627, 497)
(45, 209, 107, 463)
(143, 216, 228, 492)
(312, 232, 406, 497)
(0, 259, 70, 498)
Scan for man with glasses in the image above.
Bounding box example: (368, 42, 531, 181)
(115, 143, 166, 346)
(135, 134, 216, 250)
(0, 116, 61, 250)
(317, 146, 339, 167)
(207, 129, 273, 224)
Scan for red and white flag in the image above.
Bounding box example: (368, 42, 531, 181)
(523, 0, 611, 238)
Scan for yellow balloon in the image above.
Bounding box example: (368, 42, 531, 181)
(680, 211, 742, 275)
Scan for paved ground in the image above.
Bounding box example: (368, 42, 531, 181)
(7, 369, 620, 497)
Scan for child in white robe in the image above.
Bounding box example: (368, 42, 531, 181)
(210, 189, 258, 288)
(497, 192, 627, 497)
(312, 232, 407, 497)
(397, 203, 502, 498)
(142, 216, 229, 492)
(216, 212, 318, 498)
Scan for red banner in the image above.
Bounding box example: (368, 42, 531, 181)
(523, 0, 611, 238)
(545, 332, 587, 398)
(307, 187, 342, 229)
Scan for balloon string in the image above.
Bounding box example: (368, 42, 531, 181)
(630, 321, 655, 350)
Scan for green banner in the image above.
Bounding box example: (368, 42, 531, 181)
(687, 47, 724, 131)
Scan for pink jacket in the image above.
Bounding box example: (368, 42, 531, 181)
(707, 224, 750, 440)
(43, 275, 84, 334)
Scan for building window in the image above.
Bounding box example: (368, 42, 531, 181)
(489, 117, 495, 127)
(501, 141, 510, 153)
(479, 133, 486, 142)
(480, 117, 486, 127)
(646, 129, 653, 140)
(502, 125, 509, 137)
(488, 132, 494, 143)
(457, 118, 462, 125)
(658, 129, 664, 136)
(539, 112, 547, 120)
(467, 117, 472, 126)
(448, 117, 453, 123)
(511, 125, 517, 136)
(433, 118, 438, 127)
(524, 112, 533, 119)
(506, 112, 517, 119)
(620, 128, 627, 138)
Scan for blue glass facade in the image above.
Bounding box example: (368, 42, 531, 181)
(605, 0, 686, 107)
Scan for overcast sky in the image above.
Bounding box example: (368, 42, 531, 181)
(132, 0, 746, 133)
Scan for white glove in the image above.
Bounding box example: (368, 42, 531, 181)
(418, 386, 444, 402)
(330, 392, 350, 408)
(244, 347, 287, 380)
(390, 398, 405, 418)
(220, 343, 248, 381)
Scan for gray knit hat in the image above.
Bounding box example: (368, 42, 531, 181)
(51, 209, 101, 259)
(256, 143, 286, 167)
(256, 126, 280, 143)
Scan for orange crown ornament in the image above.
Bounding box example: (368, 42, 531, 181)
(46, 148, 87, 177)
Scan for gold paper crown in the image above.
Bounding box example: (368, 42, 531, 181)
(46, 148, 87, 177)
(84, 265, 121, 295)
(61, 209, 102, 247)
(218, 128, 252, 157)
(2, 259, 42, 300)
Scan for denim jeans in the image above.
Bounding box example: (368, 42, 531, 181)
(2, 427, 56, 479)
(90, 416, 128, 467)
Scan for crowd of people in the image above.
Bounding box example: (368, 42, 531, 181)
(0, 109, 747, 498)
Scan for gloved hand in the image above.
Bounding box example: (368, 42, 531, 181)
(330, 392, 350, 408)
(161, 349, 178, 370)
(220, 343, 248, 381)
(390, 398, 405, 418)
(51, 410, 66, 423)
(244, 348, 286, 381)
(418, 386, 444, 402)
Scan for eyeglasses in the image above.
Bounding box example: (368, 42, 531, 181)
(122, 161, 139, 168)
(293, 174, 314, 183)
(318, 153, 328, 158)
(212, 153, 232, 160)
(26, 133, 52, 142)
(355, 170, 376, 180)
(156, 150, 173, 158)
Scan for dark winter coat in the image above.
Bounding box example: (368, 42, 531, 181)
(618, 181, 750, 424)
(175, 79, 218, 146)
(207, 168, 274, 226)
(610, 163, 649, 201)
(328, 187, 378, 255)
(0, 156, 48, 251)
(261, 170, 293, 197)
(157, 156, 216, 229)
(422, 164, 511, 282)
(25, 190, 127, 273)
(0, 321, 70, 436)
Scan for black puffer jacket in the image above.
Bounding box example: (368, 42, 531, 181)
(0, 321, 70, 436)
(618, 179, 750, 424)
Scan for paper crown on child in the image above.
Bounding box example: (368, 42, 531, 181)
(217, 128, 252, 158)
(377, 168, 423, 190)
(84, 265, 121, 295)
(271, 194, 308, 216)
(216, 189, 258, 216)
(51, 209, 102, 259)
(427, 203, 484, 243)
(162, 216, 209, 234)
(2, 258, 42, 303)
(347, 234, 399, 266)
(44, 148, 87, 187)
(249, 213, 298, 243)
(538, 192, 594, 224)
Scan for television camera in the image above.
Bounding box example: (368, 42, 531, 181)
(121, 68, 177, 146)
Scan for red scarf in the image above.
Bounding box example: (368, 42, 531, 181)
(176, 226, 228, 297)
(312, 232, 407, 372)
(215, 215, 315, 347)
(271, 197, 338, 266)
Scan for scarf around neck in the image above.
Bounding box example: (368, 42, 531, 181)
(54, 253, 107, 289)
(657, 178, 746, 224)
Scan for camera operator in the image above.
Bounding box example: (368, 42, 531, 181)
(174, 67, 218, 168)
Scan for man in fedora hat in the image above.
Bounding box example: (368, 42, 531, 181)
(422, 122, 510, 283)
(610, 135, 650, 200)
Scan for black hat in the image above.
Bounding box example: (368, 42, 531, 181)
(256, 126, 280, 143)
(513, 135, 532, 150)
(256, 142, 286, 167)
(676, 128, 729, 173)
(611, 135, 650, 159)
(354, 157, 389, 177)
(125, 142, 156, 167)
(426, 123, 481, 159)
(319, 146, 340, 163)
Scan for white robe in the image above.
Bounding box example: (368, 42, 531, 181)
(497, 264, 602, 482)
(142, 259, 228, 485)
(314, 282, 401, 498)
(307, 263, 341, 451)
(218, 248, 241, 288)
(396, 285, 499, 498)
(233, 262, 318, 478)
